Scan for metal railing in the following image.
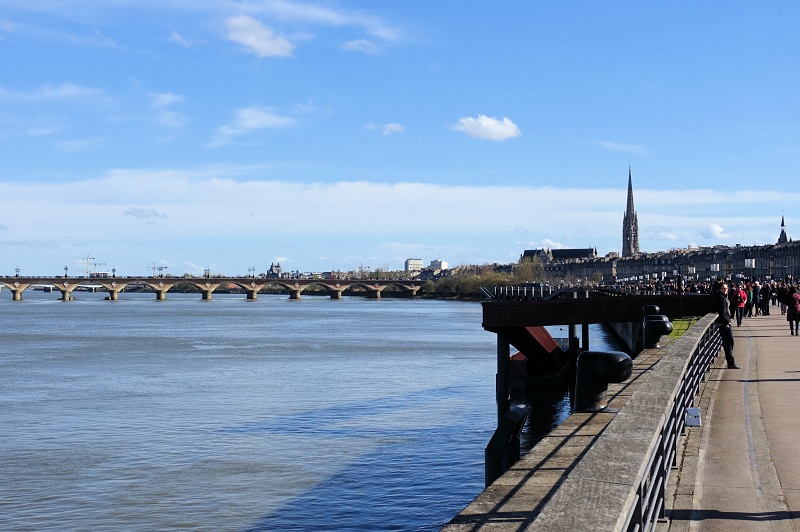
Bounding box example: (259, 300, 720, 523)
(481, 285, 594, 301)
(621, 316, 721, 532)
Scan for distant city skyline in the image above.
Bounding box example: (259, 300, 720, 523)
(2, 2, 798, 276)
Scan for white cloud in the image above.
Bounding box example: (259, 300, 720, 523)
(124, 207, 168, 220)
(452, 114, 521, 141)
(342, 39, 383, 54)
(26, 126, 61, 137)
(149, 92, 186, 128)
(365, 123, 404, 136)
(596, 141, 652, 156)
(0, 83, 103, 101)
(1, 172, 795, 273)
(150, 92, 183, 107)
(703, 223, 732, 240)
(650, 228, 679, 241)
(225, 15, 293, 58)
(209, 106, 295, 147)
(170, 31, 192, 47)
(248, 1, 402, 41)
(56, 137, 104, 154)
(541, 238, 566, 249)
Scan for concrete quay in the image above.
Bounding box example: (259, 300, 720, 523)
(444, 314, 720, 531)
(667, 311, 800, 531)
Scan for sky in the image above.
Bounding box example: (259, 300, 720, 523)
(1, 1, 799, 277)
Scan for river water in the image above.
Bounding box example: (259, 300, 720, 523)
(0, 290, 620, 531)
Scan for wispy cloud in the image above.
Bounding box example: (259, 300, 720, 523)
(343, 39, 383, 54)
(209, 105, 295, 147)
(150, 92, 183, 108)
(596, 141, 652, 156)
(170, 31, 193, 47)
(149, 91, 186, 128)
(225, 14, 294, 58)
(246, 1, 402, 42)
(124, 207, 168, 220)
(0, 83, 103, 101)
(55, 137, 104, 154)
(452, 115, 521, 141)
(0, 172, 794, 272)
(365, 123, 404, 136)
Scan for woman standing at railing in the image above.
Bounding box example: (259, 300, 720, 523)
(713, 281, 740, 369)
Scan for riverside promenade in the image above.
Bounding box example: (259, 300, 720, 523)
(668, 311, 800, 530)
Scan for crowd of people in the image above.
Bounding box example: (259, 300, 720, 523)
(711, 278, 800, 370)
(718, 278, 800, 334)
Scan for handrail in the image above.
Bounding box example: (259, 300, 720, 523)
(524, 314, 721, 531)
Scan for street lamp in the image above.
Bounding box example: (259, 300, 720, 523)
(64, 265, 69, 278)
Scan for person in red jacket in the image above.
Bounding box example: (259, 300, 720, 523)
(733, 283, 747, 327)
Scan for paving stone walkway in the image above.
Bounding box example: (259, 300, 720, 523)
(668, 309, 800, 531)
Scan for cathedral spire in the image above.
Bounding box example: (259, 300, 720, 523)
(622, 167, 640, 257)
(626, 166, 635, 213)
(778, 215, 788, 244)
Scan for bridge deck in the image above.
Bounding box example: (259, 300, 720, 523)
(667, 311, 800, 530)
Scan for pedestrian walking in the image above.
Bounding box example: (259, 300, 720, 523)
(733, 283, 747, 327)
(787, 285, 800, 336)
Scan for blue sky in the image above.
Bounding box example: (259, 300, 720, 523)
(1, 1, 798, 276)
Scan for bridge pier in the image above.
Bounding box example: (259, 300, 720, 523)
(156, 289, 167, 300)
(57, 282, 75, 301)
(330, 290, 344, 299)
(366, 286, 385, 299)
(58, 289, 74, 301)
(244, 281, 259, 300)
(289, 289, 302, 299)
(201, 290, 213, 300)
(7, 281, 29, 301)
(100, 281, 124, 301)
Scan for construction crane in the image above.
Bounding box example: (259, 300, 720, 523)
(92, 262, 106, 278)
(82, 255, 95, 277)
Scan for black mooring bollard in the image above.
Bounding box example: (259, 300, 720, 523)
(573, 351, 633, 412)
(643, 314, 673, 349)
(485, 404, 530, 487)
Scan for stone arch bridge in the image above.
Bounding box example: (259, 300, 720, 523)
(0, 277, 421, 301)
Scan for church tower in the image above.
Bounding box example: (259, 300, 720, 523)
(622, 167, 640, 257)
(778, 216, 788, 244)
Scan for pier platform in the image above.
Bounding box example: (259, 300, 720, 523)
(668, 311, 800, 530)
